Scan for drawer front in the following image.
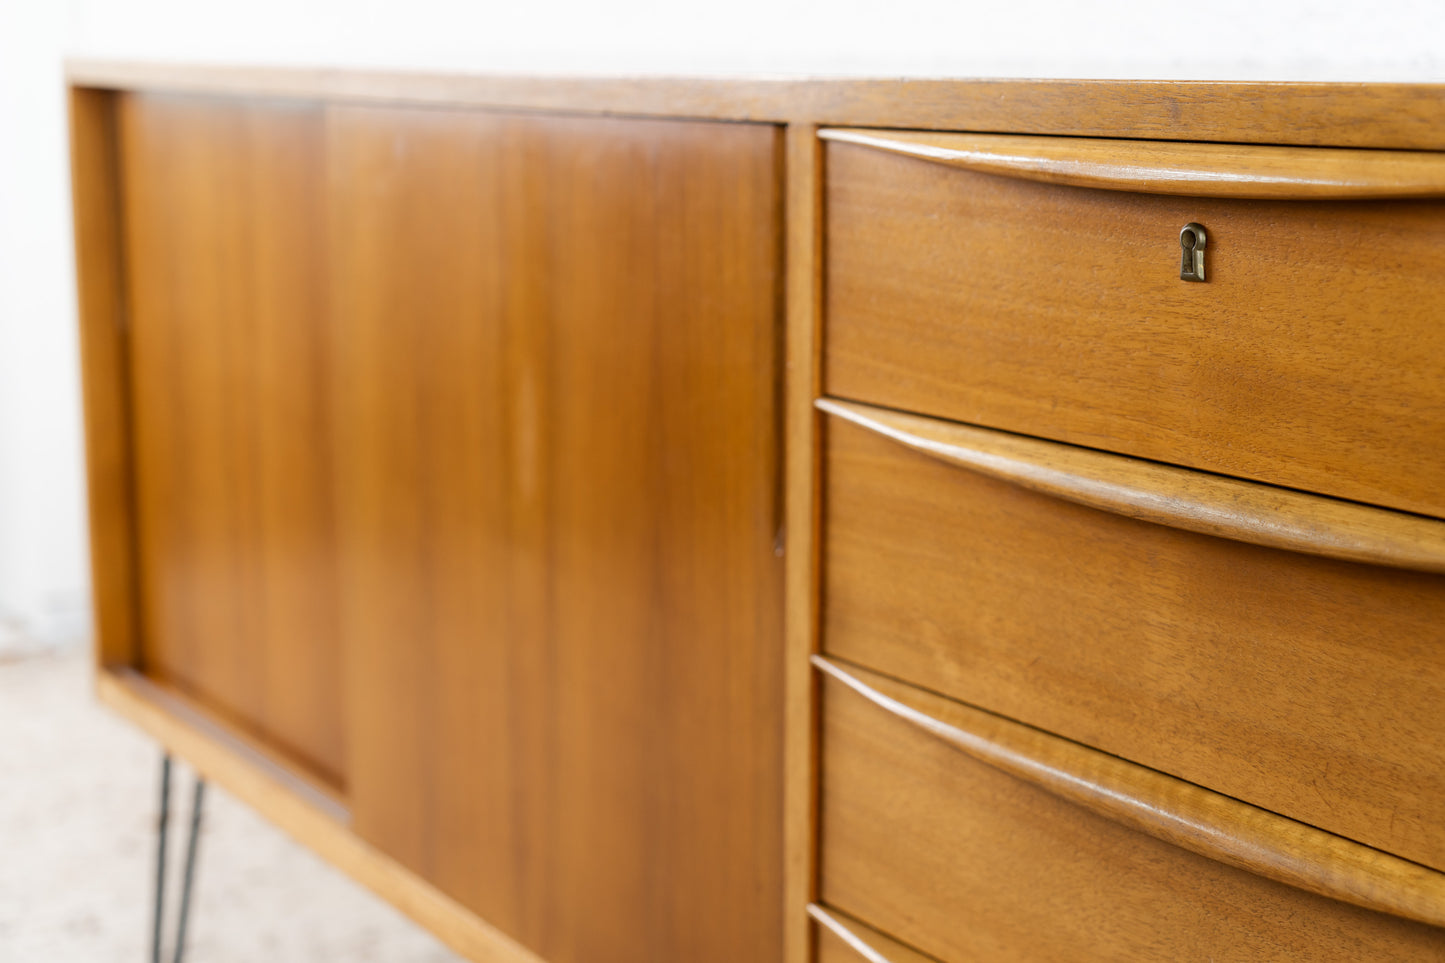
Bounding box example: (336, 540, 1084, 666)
(821, 407, 1445, 872)
(817, 663, 1445, 962)
(823, 132, 1445, 518)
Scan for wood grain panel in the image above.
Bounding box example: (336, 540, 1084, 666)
(822, 413, 1445, 873)
(329, 106, 784, 963)
(69, 87, 139, 669)
(326, 104, 522, 926)
(818, 669, 1445, 962)
(119, 93, 344, 786)
(67, 62, 1445, 150)
(824, 139, 1445, 518)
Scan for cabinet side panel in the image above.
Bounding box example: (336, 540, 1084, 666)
(70, 87, 139, 670)
(331, 107, 785, 963)
(119, 93, 344, 786)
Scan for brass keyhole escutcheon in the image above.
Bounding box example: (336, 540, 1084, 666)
(1180, 223, 1207, 282)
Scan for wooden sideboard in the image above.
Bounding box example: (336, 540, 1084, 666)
(69, 61, 1445, 961)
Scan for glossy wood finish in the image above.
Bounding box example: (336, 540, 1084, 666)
(819, 398, 1445, 572)
(824, 137, 1445, 519)
(69, 87, 139, 669)
(96, 669, 546, 963)
(820, 128, 1445, 198)
(72, 68, 1445, 963)
(67, 60, 1445, 150)
(818, 657, 1445, 926)
(328, 106, 784, 963)
(118, 94, 345, 787)
(817, 668, 1445, 962)
(810, 905, 940, 963)
(822, 413, 1445, 872)
(783, 123, 825, 963)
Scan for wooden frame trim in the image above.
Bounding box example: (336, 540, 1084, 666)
(783, 122, 825, 963)
(98, 667, 547, 963)
(67, 60, 1445, 150)
(70, 86, 142, 670)
(105, 668, 349, 816)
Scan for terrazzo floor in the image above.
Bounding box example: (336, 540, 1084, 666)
(0, 648, 465, 962)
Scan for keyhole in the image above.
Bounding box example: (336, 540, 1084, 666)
(1179, 222, 1207, 282)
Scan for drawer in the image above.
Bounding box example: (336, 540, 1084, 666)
(820, 399, 1445, 872)
(822, 128, 1445, 518)
(816, 659, 1445, 962)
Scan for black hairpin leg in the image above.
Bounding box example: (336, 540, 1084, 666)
(151, 754, 171, 963)
(151, 752, 207, 963)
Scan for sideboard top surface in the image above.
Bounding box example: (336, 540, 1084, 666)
(66, 58, 1445, 150)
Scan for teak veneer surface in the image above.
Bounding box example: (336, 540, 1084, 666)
(822, 413, 1445, 873)
(119, 94, 346, 787)
(824, 138, 1445, 519)
(328, 105, 784, 963)
(70, 66, 1445, 963)
(817, 668, 1445, 962)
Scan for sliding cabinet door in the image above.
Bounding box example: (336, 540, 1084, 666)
(120, 94, 344, 788)
(328, 106, 784, 963)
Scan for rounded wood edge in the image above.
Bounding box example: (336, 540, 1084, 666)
(817, 398, 1445, 574)
(814, 656, 1445, 929)
(63, 60, 1445, 150)
(808, 904, 941, 963)
(96, 668, 547, 963)
(819, 128, 1445, 198)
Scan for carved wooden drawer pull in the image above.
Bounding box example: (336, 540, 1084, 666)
(817, 398, 1445, 573)
(819, 128, 1445, 199)
(814, 655, 1445, 928)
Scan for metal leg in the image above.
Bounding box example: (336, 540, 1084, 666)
(152, 754, 171, 963)
(149, 751, 207, 962)
(171, 779, 206, 963)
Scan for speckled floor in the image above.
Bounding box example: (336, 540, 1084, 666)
(0, 649, 465, 962)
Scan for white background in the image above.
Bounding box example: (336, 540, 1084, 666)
(2, 0, 1444, 651)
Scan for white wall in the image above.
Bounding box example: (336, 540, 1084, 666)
(0, 1, 88, 653)
(1, 0, 1442, 653)
(64, 0, 1445, 80)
